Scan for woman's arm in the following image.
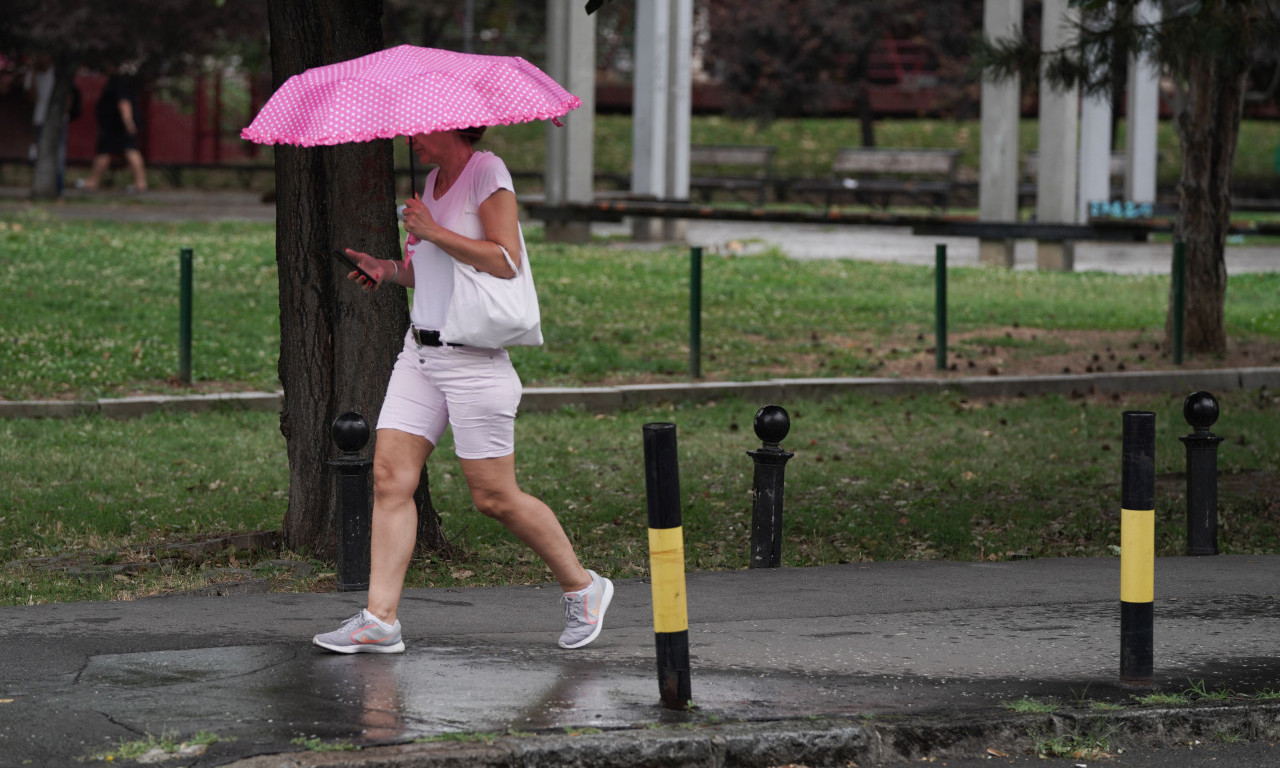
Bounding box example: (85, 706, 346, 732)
(402, 188, 522, 279)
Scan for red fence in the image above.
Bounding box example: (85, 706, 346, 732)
(0, 71, 266, 165)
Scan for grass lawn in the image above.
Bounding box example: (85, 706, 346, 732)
(4, 389, 1279, 606)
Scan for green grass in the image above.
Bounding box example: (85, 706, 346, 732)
(1036, 728, 1114, 760)
(1003, 697, 1056, 714)
(4, 216, 1279, 399)
(4, 387, 1280, 604)
(90, 730, 226, 762)
(0, 215, 280, 399)
(291, 736, 357, 752)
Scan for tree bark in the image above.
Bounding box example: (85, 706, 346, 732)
(267, 0, 447, 558)
(1169, 47, 1247, 356)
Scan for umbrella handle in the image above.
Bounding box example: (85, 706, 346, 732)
(409, 149, 417, 198)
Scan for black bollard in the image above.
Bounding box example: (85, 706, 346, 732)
(329, 412, 373, 592)
(1180, 392, 1223, 556)
(643, 422, 691, 710)
(748, 405, 794, 569)
(1120, 410, 1156, 687)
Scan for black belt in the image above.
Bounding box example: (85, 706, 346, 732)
(412, 328, 464, 348)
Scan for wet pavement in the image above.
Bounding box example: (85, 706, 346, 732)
(3, 557, 1280, 767)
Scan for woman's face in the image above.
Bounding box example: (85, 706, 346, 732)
(408, 131, 451, 163)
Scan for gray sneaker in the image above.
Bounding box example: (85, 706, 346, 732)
(558, 570, 614, 649)
(313, 609, 405, 654)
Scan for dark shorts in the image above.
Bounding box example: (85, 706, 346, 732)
(96, 129, 139, 155)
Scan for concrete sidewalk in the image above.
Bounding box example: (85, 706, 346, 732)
(3, 556, 1279, 767)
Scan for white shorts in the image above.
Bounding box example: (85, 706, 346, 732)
(376, 332, 522, 460)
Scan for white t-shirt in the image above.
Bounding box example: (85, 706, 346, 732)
(405, 151, 525, 330)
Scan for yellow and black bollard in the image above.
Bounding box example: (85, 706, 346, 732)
(1120, 410, 1156, 686)
(643, 422, 691, 710)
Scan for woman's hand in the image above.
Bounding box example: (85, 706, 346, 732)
(401, 196, 438, 243)
(340, 248, 394, 292)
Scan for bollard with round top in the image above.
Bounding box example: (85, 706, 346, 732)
(748, 405, 795, 569)
(329, 412, 373, 592)
(1180, 391, 1224, 556)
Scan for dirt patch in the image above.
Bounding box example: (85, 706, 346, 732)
(872, 326, 1280, 381)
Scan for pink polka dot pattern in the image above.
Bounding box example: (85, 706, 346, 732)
(242, 45, 582, 146)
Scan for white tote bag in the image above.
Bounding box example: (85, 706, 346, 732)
(440, 244, 543, 348)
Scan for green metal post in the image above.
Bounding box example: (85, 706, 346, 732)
(935, 243, 947, 371)
(1172, 241, 1185, 365)
(179, 247, 193, 384)
(689, 246, 702, 379)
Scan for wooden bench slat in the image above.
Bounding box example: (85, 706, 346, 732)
(687, 143, 778, 204)
(830, 148, 960, 176)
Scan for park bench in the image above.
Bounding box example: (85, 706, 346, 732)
(791, 147, 961, 210)
(688, 144, 778, 205)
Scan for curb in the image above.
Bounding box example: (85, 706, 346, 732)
(218, 702, 1280, 768)
(3, 367, 1277, 420)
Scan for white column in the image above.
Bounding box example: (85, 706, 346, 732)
(979, 0, 1023, 267)
(1124, 0, 1160, 204)
(545, 0, 596, 243)
(662, 0, 693, 240)
(1078, 93, 1112, 222)
(1035, 0, 1080, 270)
(632, 0, 670, 240)
(1077, 4, 1114, 222)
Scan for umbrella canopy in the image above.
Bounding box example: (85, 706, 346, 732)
(241, 44, 581, 146)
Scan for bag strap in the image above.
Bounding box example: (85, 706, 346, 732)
(497, 244, 521, 275)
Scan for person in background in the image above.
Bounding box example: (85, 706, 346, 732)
(312, 125, 613, 655)
(24, 52, 69, 195)
(80, 64, 147, 193)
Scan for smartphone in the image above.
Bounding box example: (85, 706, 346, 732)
(332, 249, 377, 285)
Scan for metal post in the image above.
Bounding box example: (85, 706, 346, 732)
(1172, 241, 1185, 365)
(179, 248, 193, 384)
(689, 246, 702, 379)
(643, 422, 691, 710)
(329, 412, 373, 592)
(1180, 391, 1223, 556)
(748, 405, 794, 568)
(1120, 410, 1155, 686)
(935, 244, 947, 371)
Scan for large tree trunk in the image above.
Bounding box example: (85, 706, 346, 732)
(267, 0, 448, 558)
(1169, 47, 1248, 356)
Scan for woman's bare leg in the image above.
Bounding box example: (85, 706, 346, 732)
(366, 428, 433, 624)
(460, 454, 591, 593)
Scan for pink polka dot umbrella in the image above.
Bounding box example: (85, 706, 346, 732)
(241, 45, 581, 147)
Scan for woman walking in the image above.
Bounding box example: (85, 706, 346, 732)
(313, 126, 612, 654)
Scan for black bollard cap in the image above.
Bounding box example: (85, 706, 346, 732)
(331, 412, 370, 454)
(1183, 391, 1219, 432)
(754, 405, 790, 447)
